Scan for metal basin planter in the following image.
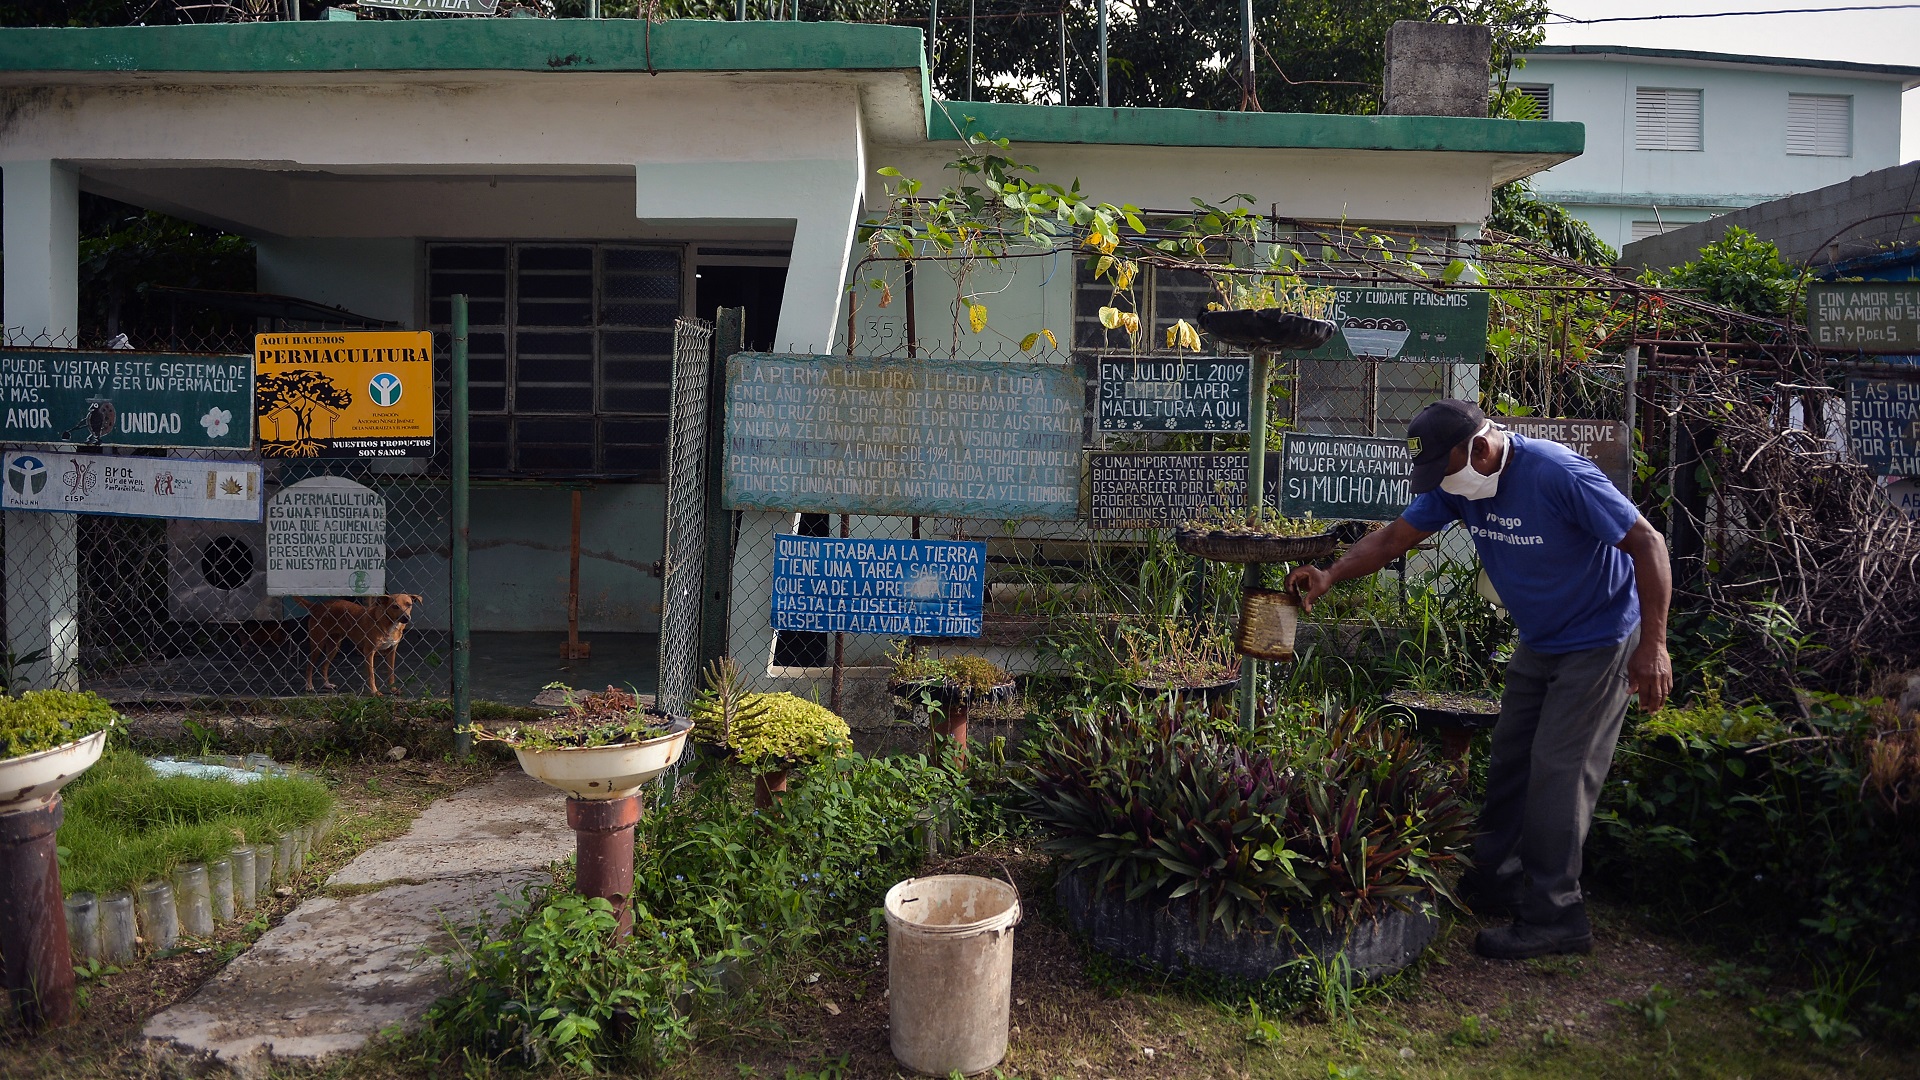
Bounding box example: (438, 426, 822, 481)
(512, 716, 693, 800)
(890, 677, 1016, 755)
(1385, 690, 1501, 787)
(1055, 865, 1437, 983)
(1131, 675, 1240, 717)
(0, 728, 108, 815)
(1173, 528, 1338, 565)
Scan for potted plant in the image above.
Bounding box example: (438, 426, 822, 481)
(1018, 704, 1470, 982)
(466, 684, 691, 800)
(1174, 503, 1338, 566)
(1115, 618, 1240, 715)
(887, 647, 1015, 753)
(0, 689, 119, 815)
(689, 659, 851, 807)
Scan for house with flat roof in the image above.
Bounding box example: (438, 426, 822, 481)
(0, 19, 1581, 702)
(1512, 45, 1917, 253)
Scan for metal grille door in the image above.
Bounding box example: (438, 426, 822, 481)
(654, 317, 713, 717)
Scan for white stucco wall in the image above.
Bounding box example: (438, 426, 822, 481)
(1516, 55, 1908, 251)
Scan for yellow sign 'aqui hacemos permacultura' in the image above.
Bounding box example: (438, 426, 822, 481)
(254, 332, 434, 459)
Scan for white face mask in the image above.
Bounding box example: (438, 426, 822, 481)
(1440, 422, 1507, 500)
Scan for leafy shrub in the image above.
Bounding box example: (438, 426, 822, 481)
(1, 689, 118, 759)
(1645, 226, 1800, 320)
(1636, 683, 1782, 744)
(887, 646, 1012, 697)
(1591, 692, 1920, 1032)
(424, 751, 1007, 1072)
(58, 749, 333, 896)
(1018, 704, 1471, 938)
(690, 690, 849, 766)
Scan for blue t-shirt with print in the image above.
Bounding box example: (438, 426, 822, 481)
(1401, 433, 1641, 654)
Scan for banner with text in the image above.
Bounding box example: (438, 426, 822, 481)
(1095, 355, 1249, 432)
(723, 354, 1084, 519)
(1847, 377, 1920, 477)
(1, 349, 253, 450)
(1279, 433, 1414, 521)
(1087, 452, 1282, 529)
(266, 475, 387, 596)
(3, 450, 261, 522)
(1295, 287, 1489, 365)
(770, 534, 986, 637)
(1502, 418, 1633, 493)
(255, 332, 434, 460)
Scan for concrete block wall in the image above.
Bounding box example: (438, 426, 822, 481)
(1623, 161, 1920, 270)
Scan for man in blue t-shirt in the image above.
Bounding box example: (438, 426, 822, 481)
(1287, 399, 1672, 960)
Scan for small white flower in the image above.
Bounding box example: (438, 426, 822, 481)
(200, 407, 232, 438)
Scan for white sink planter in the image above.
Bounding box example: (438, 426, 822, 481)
(512, 716, 693, 800)
(1, 728, 109, 815)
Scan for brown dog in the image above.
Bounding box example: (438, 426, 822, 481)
(295, 594, 421, 695)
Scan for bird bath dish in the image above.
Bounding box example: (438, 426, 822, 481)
(465, 685, 691, 800)
(0, 728, 110, 815)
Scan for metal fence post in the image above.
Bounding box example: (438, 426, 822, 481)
(1097, 0, 1109, 106)
(1240, 350, 1270, 730)
(450, 294, 473, 758)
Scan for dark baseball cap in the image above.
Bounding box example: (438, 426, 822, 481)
(1406, 399, 1488, 495)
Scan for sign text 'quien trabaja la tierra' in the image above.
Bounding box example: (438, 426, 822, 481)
(771, 535, 986, 637)
(723, 355, 1083, 519)
(266, 476, 387, 597)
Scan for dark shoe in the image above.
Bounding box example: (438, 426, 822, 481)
(1456, 872, 1524, 919)
(1474, 910, 1594, 960)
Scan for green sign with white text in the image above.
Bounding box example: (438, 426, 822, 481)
(1296, 286, 1489, 365)
(1, 349, 253, 450)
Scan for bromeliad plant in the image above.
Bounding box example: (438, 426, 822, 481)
(1018, 704, 1471, 939)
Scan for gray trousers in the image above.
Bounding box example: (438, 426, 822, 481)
(1473, 625, 1639, 925)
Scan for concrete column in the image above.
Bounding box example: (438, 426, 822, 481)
(3, 160, 82, 691)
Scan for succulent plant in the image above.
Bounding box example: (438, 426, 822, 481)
(690, 661, 851, 765)
(1016, 704, 1470, 939)
(0, 690, 119, 760)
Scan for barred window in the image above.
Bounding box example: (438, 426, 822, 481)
(429, 242, 684, 478)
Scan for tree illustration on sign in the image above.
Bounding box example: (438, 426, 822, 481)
(257, 369, 353, 457)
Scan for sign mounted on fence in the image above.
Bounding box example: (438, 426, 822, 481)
(1294, 287, 1489, 365)
(1883, 478, 1920, 523)
(265, 476, 387, 597)
(1501, 418, 1633, 494)
(770, 534, 986, 637)
(1846, 377, 1920, 477)
(0, 349, 253, 450)
(1279, 433, 1414, 521)
(1095, 356, 1249, 432)
(723, 354, 1084, 520)
(254, 332, 434, 460)
(2, 450, 261, 522)
(1087, 452, 1280, 530)
(358, 0, 497, 12)
(1808, 283, 1920, 355)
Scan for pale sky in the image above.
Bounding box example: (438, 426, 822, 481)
(1540, 0, 1920, 162)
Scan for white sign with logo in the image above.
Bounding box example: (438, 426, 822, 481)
(265, 475, 387, 597)
(2, 450, 261, 522)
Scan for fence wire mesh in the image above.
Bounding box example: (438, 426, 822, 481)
(3, 325, 453, 707)
(654, 317, 714, 719)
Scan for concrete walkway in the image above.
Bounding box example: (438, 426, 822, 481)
(144, 769, 572, 1076)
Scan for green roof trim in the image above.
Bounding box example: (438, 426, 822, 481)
(929, 100, 1584, 156)
(0, 19, 925, 75)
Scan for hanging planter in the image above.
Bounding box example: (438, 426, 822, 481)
(1235, 588, 1303, 661)
(1384, 689, 1502, 787)
(1174, 528, 1339, 565)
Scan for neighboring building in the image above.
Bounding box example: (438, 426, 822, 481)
(0, 20, 1581, 699)
(1621, 160, 1920, 277)
(1512, 45, 1918, 252)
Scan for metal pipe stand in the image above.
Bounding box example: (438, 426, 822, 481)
(566, 795, 640, 939)
(0, 799, 75, 1028)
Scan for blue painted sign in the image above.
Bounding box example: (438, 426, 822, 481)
(770, 534, 986, 637)
(723, 354, 1084, 520)
(1847, 377, 1920, 477)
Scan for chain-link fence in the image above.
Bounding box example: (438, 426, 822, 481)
(3, 324, 454, 707)
(654, 317, 714, 719)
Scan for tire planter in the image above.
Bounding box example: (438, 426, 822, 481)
(1174, 529, 1338, 565)
(1054, 866, 1438, 983)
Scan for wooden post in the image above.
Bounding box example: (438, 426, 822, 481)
(561, 489, 592, 660)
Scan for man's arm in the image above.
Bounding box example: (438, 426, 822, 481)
(1617, 516, 1673, 711)
(1285, 517, 1433, 613)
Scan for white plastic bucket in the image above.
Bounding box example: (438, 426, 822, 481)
(885, 874, 1021, 1077)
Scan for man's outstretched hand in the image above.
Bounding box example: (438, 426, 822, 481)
(1284, 565, 1330, 613)
(1628, 638, 1672, 712)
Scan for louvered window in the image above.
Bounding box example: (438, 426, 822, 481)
(1630, 221, 1672, 243)
(1635, 87, 1704, 151)
(1787, 93, 1851, 157)
(1513, 83, 1552, 120)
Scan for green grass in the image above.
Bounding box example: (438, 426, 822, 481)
(57, 749, 333, 896)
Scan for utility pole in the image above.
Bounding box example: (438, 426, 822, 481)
(1097, 0, 1108, 106)
(929, 0, 939, 79)
(1240, 0, 1255, 109)
(1058, 9, 1069, 105)
(967, 0, 976, 101)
